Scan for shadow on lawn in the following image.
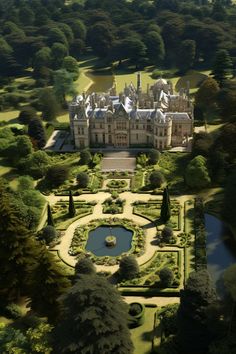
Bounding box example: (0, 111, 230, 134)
(141, 329, 154, 342)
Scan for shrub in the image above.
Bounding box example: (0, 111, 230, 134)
(46, 164, 70, 187)
(77, 172, 89, 188)
(159, 267, 174, 287)
(128, 302, 145, 327)
(161, 226, 174, 243)
(119, 255, 139, 280)
(129, 303, 142, 316)
(149, 170, 165, 188)
(3, 303, 23, 319)
(40, 225, 58, 244)
(75, 258, 96, 276)
(18, 106, 37, 124)
(149, 149, 160, 165)
(79, 149, 91, 165)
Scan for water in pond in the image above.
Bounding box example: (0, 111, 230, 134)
(86, 73, 114, 93)
(86, 226, 133, 257)
(205, 213, 236, 295)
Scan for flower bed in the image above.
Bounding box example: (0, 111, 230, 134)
(103, 197, 125, 214)
(69, 218, 146, 266)
(119, 250, 181, 288)
(107, 179, 128, 189)
(133, 199, 181, 230)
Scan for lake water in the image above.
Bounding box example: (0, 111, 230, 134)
(86, 73, 114, 93)
(205, 213, 236, 294)
(85, 225, 133, 256)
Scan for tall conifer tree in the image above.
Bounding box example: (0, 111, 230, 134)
(54, 275, 134, 353)
(47, 204, 54, 226)
(0, 181, 41, 301)
(29, 250, 71, 322)
(160, 187, 171, 223)
(68, 190, 76, 217)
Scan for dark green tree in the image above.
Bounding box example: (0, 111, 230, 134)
(68, 190, 76, 217)
(79, 149, 91, 165)
(159, 267, 174, 287)
(148, 149, 160, 165)
(39, 88, 59, 121)
(53, 69, 76, 106)
(53, 275, 133, 353)
(75, 257, 96, 277)
(18, 106, 37, 124)
(177, 40, 196, 73)
(63, 56, 79, 80)
(195, 78, 219, 114)
(144, 31, 165, 64)
(39, 225, 57, 245)
(185, 155, 211, 189)
(119, 255, 139, 280)
(28, 117, 46, 149)
(212, 49, 233, 87)
(161, 226, 174, 244)
(160, 187, 171, 223)
(87, 22, 115, 57)
(47, 204, 54, 227)
(177, 270, 218, 354)
(76, 172, 89, 188)
(46, 165, 70, 187)
(149, 170, 165, 188)
(29, 250, 70, 321)
(0, 181, 41, 301)
(51, 42, 68, 70)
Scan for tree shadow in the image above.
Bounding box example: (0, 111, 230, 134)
(141, 329, 154, 342)
(143, 222, 155, 230)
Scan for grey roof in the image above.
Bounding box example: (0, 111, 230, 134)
(166, 112, 190, 120)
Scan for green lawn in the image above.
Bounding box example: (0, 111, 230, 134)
(0, 110, 20, 123)
(131, 307, 157, 354)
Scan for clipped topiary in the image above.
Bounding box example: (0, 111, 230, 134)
(40, 225, 57, 244)
(149, 170, 165, 188)
(128, 302, 145, 328)
(75, 258, 96, 276)
(159, 267, 174, 287)
(161, 226, 174, 243)
(119, 255, 139, 280)
(77, 172, 89, 188)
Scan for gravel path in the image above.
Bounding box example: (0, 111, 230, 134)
(45, 191, 190, 275)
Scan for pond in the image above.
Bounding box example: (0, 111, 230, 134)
(86, 73, 114, 93)
(205, 213, 236, 294)
(85, 225, 133, 257)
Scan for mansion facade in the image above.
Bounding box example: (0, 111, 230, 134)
(69, 74, 194, 150)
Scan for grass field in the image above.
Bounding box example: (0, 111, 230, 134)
(0, 110, 20, 123)
(131, 307, 157, 354)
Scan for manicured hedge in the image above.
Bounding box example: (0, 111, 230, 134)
(128, 302, 145, 327)
(194, 197, 207, 270)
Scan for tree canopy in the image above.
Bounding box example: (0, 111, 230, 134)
(54, 275, 134, 353)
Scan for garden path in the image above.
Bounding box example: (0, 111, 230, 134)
(46, 191, 190, 275)
(124, 296, 180, 306)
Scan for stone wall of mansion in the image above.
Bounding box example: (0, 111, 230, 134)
(69, 74, 194, 149)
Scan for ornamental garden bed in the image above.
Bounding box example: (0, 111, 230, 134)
(133, 199, 181, 230)
(119, 250, 182, 288)
(51, 200, 95, 229)
(106, 179, 128, 189)
(102, 197, 125, 214)
(69, 218, 146, 266)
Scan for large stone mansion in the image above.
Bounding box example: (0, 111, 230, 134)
(69, 73, 194, 150)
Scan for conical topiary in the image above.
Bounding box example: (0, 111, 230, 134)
(47, 204, 54, 227)
(160, 187, 171, 223)
(68, 190, 76, 217)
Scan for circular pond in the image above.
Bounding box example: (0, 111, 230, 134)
(85, 226, 133, 256)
